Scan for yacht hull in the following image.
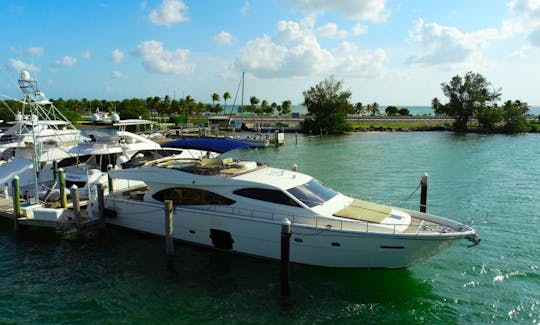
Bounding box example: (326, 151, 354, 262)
(105, 197, 468, 268)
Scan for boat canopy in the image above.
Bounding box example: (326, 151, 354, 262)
(163, 138, 251, 154)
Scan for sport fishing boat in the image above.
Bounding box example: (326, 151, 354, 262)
(0, 71, 82, 157)
(103, 146, 480, 268)
(0, 71, 87, 197)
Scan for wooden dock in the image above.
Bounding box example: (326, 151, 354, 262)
(0, 198, 102, 230)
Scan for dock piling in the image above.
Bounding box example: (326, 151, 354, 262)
(281, 218, 291, 297)
(164, 200, 174, 268)
(97, 183, 105, 228)
(4, 182, 9, 200)
(59, 168, 67, 209)
(107, 164, 114, 192)
(420, 173, 428, 213)
(11, 176, 21, 231)
(71, 185, 81, 231)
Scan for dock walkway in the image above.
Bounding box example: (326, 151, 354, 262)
(0, 198, 101, 230)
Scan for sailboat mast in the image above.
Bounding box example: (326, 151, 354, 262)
(240, 72, 244, 129)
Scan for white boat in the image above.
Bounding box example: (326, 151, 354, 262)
(0, 71, 83, 157)
(104, 151, 480, 268)
(62, 120, 216, 200)
(0, 71, 87, 197)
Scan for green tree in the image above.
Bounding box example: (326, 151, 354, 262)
(261, 100, 273, 115)
(249, 96, 260, 114)
(385, 106, 399, 116)
(354, 102, 365, 115)
(223, 91, 231, 114)
(433, 71, 501, 132)
(398, 108, 410, 116)
(302, 76, 353, 134)
(161, 95, 172, 117)
(271, 102, 278, 116)
(369, 102, 380, 116)
(502, 100, 529, 133)
(476, 105, 503, 132)
(281, 100, 292, 116)
(211, 93, 220, 106)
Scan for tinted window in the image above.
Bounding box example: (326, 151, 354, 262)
(153, 188, 235, 205)
(287, 179, 337, 207)
(233, 188, 301, 207)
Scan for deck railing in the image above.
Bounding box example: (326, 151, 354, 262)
(109, 194, 464, 235)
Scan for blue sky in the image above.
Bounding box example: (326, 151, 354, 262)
(1, 0, 540, 106)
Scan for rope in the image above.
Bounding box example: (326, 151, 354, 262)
(389, 181, 421, 206)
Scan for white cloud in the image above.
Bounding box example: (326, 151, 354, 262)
(214, 31, 233, 45)
(235, 16, 387, 78)
(27, 47, 44, 57)
(55, 56, 77, 67)
(81, 50, 92, 59)
(148, 0, 189, 26)
(111, 49, 125, 63)
(9, 58, 40, 72)
(503, 0, 540, 47)
(406, 18, 500, 68)
(351, 23, 368, 35)
(132, 40, 195, 74)
(317, 22, 348, 39)
(9, 46, 20, 55)
(289, 0, 390, 22)
(112, 70, 125, 79)
(240, 1, 250, 16)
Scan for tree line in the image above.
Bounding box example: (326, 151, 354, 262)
(302, 73, 538, 134)
(0, 93, 295, 124)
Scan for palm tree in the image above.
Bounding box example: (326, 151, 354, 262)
(211, 93, 220, 113)
(223, 91, 231, 114)
(281, 100, 292, 116)
(354, 102, 365, 116)
(250, 96, 260, 114)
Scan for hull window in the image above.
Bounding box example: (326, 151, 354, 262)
(153, 187, 236, 205)
(210, 229, 234, 250)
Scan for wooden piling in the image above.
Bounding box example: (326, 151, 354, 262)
(59, 168, 67, 209)
(281, 218, 291, 297)
(295, 132, 298, 144)
(420, 173, 428, 213)
(11, 176, 21, 231)
(97, 183, 105, 228)
(164, 200, 174, 267)
(107, 164, 114, 192)
(71, 185, 81, 231)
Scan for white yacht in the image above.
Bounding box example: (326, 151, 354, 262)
(0, 71, 86, 196)
(104, 152, 480, 268)
(62, 121, 215, 200)
(0, 71, 82, 157)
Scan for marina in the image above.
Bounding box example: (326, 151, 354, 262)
(0, 131, 538, 323)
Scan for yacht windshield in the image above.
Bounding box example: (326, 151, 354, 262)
(287, 179, 337, 207)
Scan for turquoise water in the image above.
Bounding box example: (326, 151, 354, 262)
(1, 132, 539, 323)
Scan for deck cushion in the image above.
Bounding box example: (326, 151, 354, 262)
(333, 199, 391, 223)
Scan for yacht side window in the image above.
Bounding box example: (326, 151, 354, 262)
(233, 188, 301, 207)
(287, 179, 337, 208)
(152, 187, 236, 205)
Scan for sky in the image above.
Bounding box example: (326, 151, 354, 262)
(1, 0, 540, 106)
